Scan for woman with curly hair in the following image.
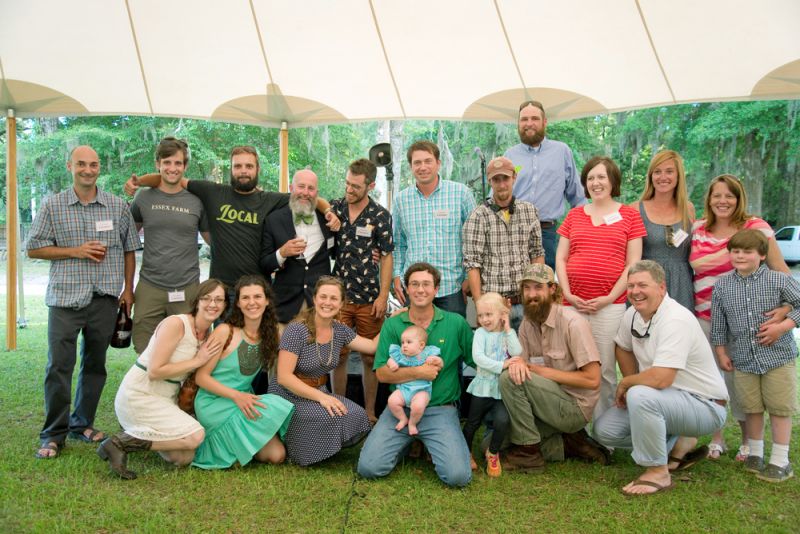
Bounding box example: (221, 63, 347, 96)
(268, 276, 379, 466)
(192, 275, 295, 469)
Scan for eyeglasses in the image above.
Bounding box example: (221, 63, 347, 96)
(408, 281, 435, 289)
(630, 313, 651, 339)
(664, 225, 675, 248)
(199, 296, 226, 305)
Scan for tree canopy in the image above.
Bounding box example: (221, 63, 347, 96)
(2, 100, 798, 228)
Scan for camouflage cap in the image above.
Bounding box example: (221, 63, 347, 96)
(519, 263, 555, 284)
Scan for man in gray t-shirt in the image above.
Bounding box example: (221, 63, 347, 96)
(130, 137, 209, 353)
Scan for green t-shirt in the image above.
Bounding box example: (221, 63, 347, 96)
(374, 307, 474, 406)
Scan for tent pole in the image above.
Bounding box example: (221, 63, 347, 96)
(279, 121, 289, 193)
(6, 109, 18, 350)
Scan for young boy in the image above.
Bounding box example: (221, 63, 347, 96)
(711, 229, 800, 483)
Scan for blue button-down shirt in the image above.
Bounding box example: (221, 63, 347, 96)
(392, 177, 476, 296)
(504, 138, 585, 222)
(711, 264, 800, 374)
(26, 187, 141, 309)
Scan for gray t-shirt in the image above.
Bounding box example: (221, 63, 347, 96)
(131, 187, 208, 289)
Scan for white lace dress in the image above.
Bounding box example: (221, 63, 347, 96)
(114, 314, 204, 440)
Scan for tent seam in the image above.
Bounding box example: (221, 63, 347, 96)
(635, 0, 676, 102)
(368, 0, 406, 118)
(124, 0, 154, 114)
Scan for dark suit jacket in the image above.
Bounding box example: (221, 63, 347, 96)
(260, 207, 333, 323)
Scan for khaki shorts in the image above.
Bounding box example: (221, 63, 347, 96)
(734, 361, 797, 417)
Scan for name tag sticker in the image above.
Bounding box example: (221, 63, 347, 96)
(96, 220, 114, 232)
(168, 290, 185, 303)
(603, 212, 623, 225)
(529, 356, 545, 366)
(433, 209, 450, 219)
(355, 226, 371, 238)
(671, 228, 688, 247)
(327, 237, 335, 249)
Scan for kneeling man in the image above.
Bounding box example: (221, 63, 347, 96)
(500, 264, 609, 472)
(593, 260, 728, 495)
(358, 262, 474, 487)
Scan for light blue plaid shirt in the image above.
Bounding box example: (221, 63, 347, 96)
(392, 177, 476, 296)
(26, 187, 141, 309)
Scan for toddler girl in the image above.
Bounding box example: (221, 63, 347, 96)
(463, 293, 522, 477)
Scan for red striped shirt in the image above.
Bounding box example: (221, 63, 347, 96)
(558, 205, 647, 304)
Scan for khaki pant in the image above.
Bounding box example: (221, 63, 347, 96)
(499, 371, 588, 461)
(132, 279, 199, 354)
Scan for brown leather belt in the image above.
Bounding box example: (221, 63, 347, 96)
(540, 220, 556, 229)
(714, 399, 727, 407)
(295, 372, 327, 388)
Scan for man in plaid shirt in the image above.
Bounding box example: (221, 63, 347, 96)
(462, 156, 544, 330)
(391, 141, 476, 317)
(27, 145, 140, 460)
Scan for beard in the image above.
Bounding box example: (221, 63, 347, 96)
(523, 297, 552, 324)
(518, 125, 545, 147)
(230, 172, 258, 192)
(289, 194, 316, 216)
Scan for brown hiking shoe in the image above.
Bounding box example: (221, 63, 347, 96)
(562, 429, 610, 465)
(503, 444, 545, 473)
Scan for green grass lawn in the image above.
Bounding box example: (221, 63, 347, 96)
(1, 261, 799, 533)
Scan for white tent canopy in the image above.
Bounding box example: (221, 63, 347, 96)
(2, 0, 800, 126)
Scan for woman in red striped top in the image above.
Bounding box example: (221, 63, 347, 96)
(556, 156, 646, 419)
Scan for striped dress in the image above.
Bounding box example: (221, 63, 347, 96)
(557, 204, 647, 305)
(689, 217, 774, 320)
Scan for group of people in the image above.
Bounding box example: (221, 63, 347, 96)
(27, 100, 798, 494)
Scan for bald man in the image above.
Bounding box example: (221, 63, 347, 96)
(261, 169, 336, 325)
(27, 145, 140, 459)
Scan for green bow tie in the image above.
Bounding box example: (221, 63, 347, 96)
(294, 213, 314, 225)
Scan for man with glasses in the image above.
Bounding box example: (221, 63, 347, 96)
(358, 262, 475, 486)
(462, 156, 544, 330)
(504, 100, 584, 269)
(129, 137, 210, 353)
(392, 141, 476, 317)
(499, 263, 609, 473)
(593, 260, 728, 496)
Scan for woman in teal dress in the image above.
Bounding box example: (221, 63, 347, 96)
(192, 275, 294, 469)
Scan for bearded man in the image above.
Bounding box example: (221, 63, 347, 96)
(503, 101, 585, 269)
(260, 169, 335, 326)
(498, 263, 610, 472)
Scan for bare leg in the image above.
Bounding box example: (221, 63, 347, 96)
(361, 355, 378, 424)
(746, 413, 765, 443)
(407, 392, 430, 436)
(387, 390, 408, 431)
(149, 429, 204, 465)
(770, 414, 791, 446)
(254, 435, 286, 464)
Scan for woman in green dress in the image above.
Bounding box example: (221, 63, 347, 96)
(192, 275, 294, 469)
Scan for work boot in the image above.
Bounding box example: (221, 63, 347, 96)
(562, 429, 611, 465)
(96, 432, 153, 480)
(503, 443, 545, 473)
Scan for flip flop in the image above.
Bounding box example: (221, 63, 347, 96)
(35, 441, 62, 459)
(69, 428, 106, 443)
(622, 478, 674, 496)
(668, 445, 709, 471)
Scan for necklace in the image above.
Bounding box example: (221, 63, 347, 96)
(315, 326, 334, 365)
(242, 328, 260, 344)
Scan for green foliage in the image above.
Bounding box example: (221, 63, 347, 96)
(4, 100, 799, 227)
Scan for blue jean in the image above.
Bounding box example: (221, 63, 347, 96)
(509, 304, 523, 332)
(433, 290, 467, 318)
(357, 404, 472, 487)
(592, 386, 727, 467)
(541, 225, 558, 271)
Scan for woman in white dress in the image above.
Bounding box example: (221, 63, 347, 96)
(97, 278, 227, 480)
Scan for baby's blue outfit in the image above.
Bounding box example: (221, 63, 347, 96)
(388, 344, 441, 404)
(467, 328, 522, 400)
